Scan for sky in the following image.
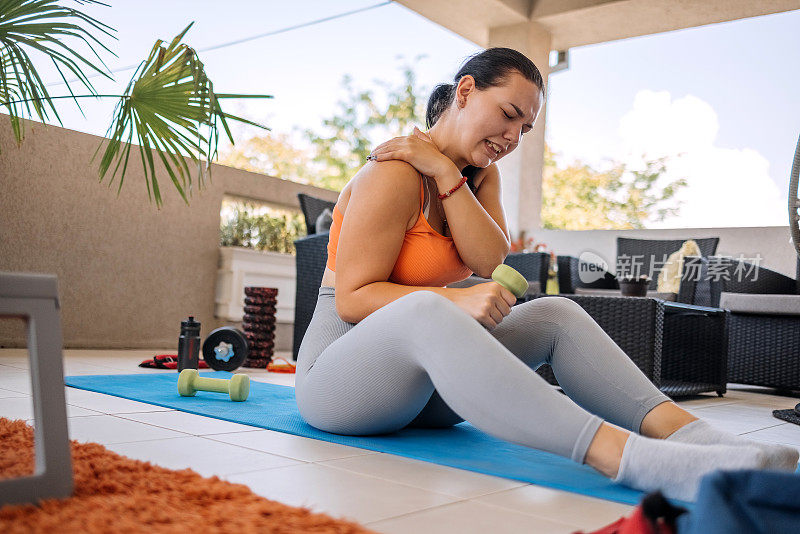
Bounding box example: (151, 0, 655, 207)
(20, 1, 800, 229)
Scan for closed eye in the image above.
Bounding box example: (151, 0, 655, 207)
(503, 110, 531, 135)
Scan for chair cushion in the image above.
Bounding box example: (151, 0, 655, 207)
(656, 239, 701, 293)
(719, 292, 800, 315)
(574, 288, 677, 301)
(447, 276, 540, 297)
(315, 208, 333, 233)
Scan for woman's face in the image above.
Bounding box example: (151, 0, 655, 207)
(454, 71, 542, 168)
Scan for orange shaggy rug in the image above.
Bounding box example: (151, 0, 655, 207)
(0, 418, 374, 533)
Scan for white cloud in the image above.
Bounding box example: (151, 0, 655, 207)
(617, 90, 786, 228)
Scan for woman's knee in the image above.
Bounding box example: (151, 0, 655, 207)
(533, 296, 587, 321)
(382, 290, 461, 324)
(396, 289, 453, 310)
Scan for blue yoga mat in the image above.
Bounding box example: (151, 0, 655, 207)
(65, 371, 693, 508)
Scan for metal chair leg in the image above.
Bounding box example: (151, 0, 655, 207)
(0, 272, 73, 506)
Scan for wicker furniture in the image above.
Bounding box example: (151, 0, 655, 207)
(557, 237, 720, 305)
(524, 294, 729, 398)
(297, 193, 337, 235)
(709, 256, 800, 391)
(292, 232, 330, 360)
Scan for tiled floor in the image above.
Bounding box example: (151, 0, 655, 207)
(1, 348, 799, 532)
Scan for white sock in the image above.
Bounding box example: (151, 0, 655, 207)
(666, 419, 799, 472)
(612, 432, 768, 502)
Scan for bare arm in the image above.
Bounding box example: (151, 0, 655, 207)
(436, 163, 511, 278)
(367, 130, 510, 278)
(335, 161, 465, 324)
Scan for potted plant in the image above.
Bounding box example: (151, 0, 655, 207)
(617, 274, 652, 297)
(216, 201, 305, 323)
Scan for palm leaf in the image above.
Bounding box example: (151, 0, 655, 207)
(0, 0, 116, 150)
(96, 22, 271, 207)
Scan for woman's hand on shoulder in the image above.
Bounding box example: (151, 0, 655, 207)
(368, 127, 457, 180)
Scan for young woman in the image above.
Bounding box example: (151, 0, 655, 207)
(295, 48, 797, 501)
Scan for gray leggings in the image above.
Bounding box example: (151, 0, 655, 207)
(295, 287, 671, 464)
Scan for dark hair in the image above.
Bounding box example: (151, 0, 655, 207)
(426, 47, 545, 190)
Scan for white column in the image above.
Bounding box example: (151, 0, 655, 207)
(487, 22, 552, 238)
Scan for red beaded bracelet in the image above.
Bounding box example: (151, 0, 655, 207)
(438, 175, 468, 200)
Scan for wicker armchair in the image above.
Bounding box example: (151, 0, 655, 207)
(292, 232, 330, 360)
(297, 193, 337, 235)
(709, 256, 800, 391)
(557, 237, 720, 304)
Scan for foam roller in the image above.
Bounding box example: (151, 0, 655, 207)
(491, 264, 529, 298)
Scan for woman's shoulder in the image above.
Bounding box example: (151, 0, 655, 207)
(336, 161, 421, 222)
(361, 159, 421, 180)
(350, 160, 421, 196)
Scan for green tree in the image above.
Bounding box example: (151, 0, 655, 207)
(218, 132, 319, 186)
(303, 57, 427, 191)
(541, 145, 687, 230)
(220, 60, 686, 232)
(220, 57, 427, 192)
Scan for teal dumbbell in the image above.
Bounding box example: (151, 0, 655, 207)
(491, 264, 529, 298)
(177, 368, 250, 402)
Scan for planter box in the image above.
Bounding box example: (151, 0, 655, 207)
(215, 246, 296, 326)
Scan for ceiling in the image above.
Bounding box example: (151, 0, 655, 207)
(397, 0, 800, 50)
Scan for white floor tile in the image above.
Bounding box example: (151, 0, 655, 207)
(0, 371, 32, 394)
(66, 414, 190, 445)
(249, 373, 297, 387)
(65, 387, 174, 414)
(366, 500, 581, 534)
(115, 410, 263, 436)
(0, 396, 100, 420)
(62, 362, 142, 376)
(207, 429, 378, 462)
(744, 423, 800, 448)
(686, 403, 788, 434)
(675, 394, 740, 409)
(725, 385, 799, 402)
(0, 387, 26, 399)
(222, 463, 459, 524)
(320, 453, 528, 499)
(0, 351, 30, 369)
(105, 435, 302, 478)
(474, 484, 635, 530)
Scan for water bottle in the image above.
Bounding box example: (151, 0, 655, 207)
(177, 316, 201, 372)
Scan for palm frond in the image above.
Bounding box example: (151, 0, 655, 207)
(96, 22, 272, 207)
(0, 0, 116, 148)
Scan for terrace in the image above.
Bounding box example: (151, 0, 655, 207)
(2, 0, 799, 531)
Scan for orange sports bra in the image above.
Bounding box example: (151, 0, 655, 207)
(326, 176, 473, 287)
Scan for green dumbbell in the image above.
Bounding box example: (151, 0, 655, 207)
(177, 368, 250, 402)
(491, 264, 529, 298)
